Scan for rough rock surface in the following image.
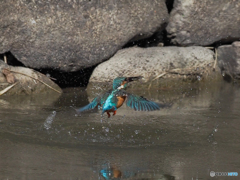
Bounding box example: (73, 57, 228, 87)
(218, 41, 240, 78)
(89, 46, 219, 84)
(0, 0, 168, 71)
(166, 0, 240, 46)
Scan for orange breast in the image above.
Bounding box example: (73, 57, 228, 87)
(116, 96, 126, 108)
(121, 81, 127, 86)
(113, 169, 122, 178)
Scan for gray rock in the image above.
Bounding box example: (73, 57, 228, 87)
(0, 0, 168, 71)
(89, 46, 219, 84)
(218, 41, 240, 78)
(166, 0, 240, 46)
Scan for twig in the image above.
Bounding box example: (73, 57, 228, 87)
(213, 48, 217, 71)
(148, 72, 168, 89)
(49, 77, 57, 81)
(0, 82, 18, 96)
(4, 54, 7, 64)
(147, 63, 215, 89)
(152, 72, 168, 81)
(9, 70, 61, 93)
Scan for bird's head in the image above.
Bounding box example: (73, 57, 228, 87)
(112, 76, 143, 90)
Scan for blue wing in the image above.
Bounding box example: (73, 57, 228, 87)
(125, 93, 160, 111)
(76, 90, 111, 113)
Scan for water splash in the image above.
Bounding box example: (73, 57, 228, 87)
(44, 111, 56, 130)
(207, 124, 219, 144)
(134, 130, 140, 134)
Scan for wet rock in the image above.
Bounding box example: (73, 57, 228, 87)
(218, 41, 240, 79)
(88, 46, 220, 88)
(0, 0, 168, 71)
(166, 0, 240, 46)
(0, 61, 62, 95)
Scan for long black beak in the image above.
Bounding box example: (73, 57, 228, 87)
(126, 76, 143, 82)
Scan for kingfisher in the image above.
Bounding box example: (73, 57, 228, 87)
(76, 76, 162, 118)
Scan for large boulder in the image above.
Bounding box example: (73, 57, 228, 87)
(166, 0, 240, 46)
(0, 0, 168, 71)
(89, 46, 220, 86)
(218, 41, 240, 78)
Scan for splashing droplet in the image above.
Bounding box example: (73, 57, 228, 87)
(197, 75, 201, 81)
(44, 111, 56, 130)
(134, 130, 140, 134)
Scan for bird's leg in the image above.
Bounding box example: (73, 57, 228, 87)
(107, 112, 111, 118)
(113, 111, 117, 116)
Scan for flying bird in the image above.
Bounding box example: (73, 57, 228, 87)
(76, 76, 163, 118)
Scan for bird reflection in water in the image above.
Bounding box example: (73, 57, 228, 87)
(98, 162, 175, 180)
(99, 163, 136, 180)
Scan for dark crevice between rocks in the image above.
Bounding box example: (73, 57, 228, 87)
(0, 51, 95, 88)
(222, 73, 232, 83)
(165, 0, 174, 13)
(123, 0, 175, 48)
(0, 51, 25, 66)
(123, 29, 173, 49)
(201, 38, 240, 64)
(209, 37, 240, 48)
(37, 66, 95, 88)
(123, 31, 164, 48)
(162, 29, 173, 46)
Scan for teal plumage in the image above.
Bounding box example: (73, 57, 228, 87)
(76, 76, 163, 118)
(112, 76, 143, 90)
(112, 77, 126, 89)
(102, 90, 118, 114)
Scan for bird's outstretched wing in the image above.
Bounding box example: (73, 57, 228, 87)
(124, 92, 160, 111)
(76, 90, 111, 113)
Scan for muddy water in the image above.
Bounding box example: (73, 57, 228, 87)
(0, 81, 239, 180)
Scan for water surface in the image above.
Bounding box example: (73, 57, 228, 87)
(0, 81, 239, 180)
